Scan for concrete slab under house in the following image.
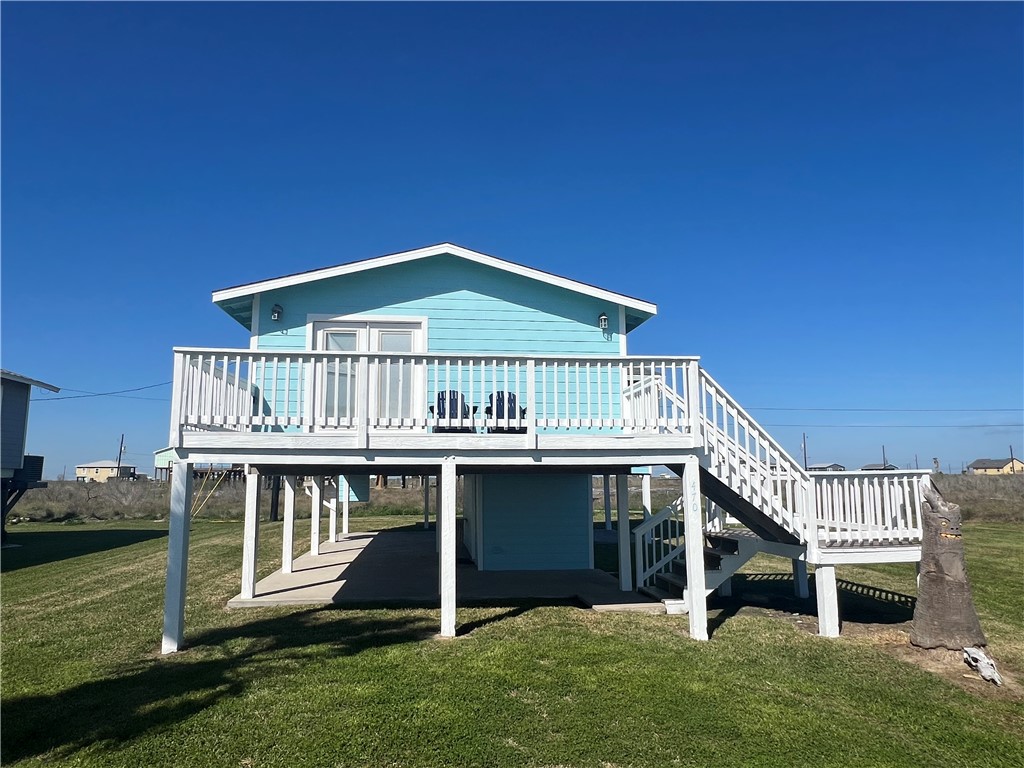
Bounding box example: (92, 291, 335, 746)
(160, 243, 930, 653)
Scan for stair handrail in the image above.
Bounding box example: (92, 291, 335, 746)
(632, 495, 686, 588)
(696, 368, 813, 543)
(697, 368, 808, 478)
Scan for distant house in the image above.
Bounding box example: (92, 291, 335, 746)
(860, 463, 899, 471)
(2, 370, 60, 544)
(968, 458, 1022, 475)
(807, 462, 845, 472)
(75, 460, 136, 483)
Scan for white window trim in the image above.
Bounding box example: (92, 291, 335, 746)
(305, 313, 429, 352)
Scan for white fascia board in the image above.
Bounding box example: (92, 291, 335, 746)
(211, 243, 658, 317)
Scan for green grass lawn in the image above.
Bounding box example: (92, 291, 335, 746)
(2, 517, 1022, 767)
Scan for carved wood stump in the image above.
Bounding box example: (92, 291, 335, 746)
(910, 478, 986, 649)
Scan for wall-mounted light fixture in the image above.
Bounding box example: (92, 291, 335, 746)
(598, 313, 608, 330)
(271, 304, 283, 322)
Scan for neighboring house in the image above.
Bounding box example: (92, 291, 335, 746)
(807, 462, 845, 472)
(860, 463, 899, 471)
(75, 460, 136, 483)
(1, 370, 60, 545)
(159, 243, 930, 653)
(968, 458, 1023, 475)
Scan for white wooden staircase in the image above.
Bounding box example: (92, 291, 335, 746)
(632, 368, 927, 631)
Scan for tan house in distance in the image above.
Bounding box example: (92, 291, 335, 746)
(75, 460, 136, 483)
(967, 458, 1022, 475)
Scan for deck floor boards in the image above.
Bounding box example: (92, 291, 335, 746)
(227, 527, 661, 612)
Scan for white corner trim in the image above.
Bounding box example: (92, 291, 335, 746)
(212, 243, 658, 317)
(250, 295, 261, 351)
(618, 306, 627, 356)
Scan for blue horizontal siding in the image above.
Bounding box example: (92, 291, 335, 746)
(480, 474, 591, 571)
(254, 254, 622, 356)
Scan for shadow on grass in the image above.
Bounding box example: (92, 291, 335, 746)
(0, 528, 167, 573)
(0, 608, 437, 764)
(706, 572, 916, 636)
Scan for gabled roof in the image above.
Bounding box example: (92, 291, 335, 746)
(860, 463, 899, 471)
(1, 370, 60, 393)
(77, 460, 136, 469)
(213, 243, 657, 331)
(968, 458, 1014, 469)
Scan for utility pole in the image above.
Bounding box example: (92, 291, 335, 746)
(914, 454, 919, 470)
(882, 444, 888, 469)
(1011, 445, 1017, 474)
(115, 434, 125, 476)
(801, 433, 808, 471)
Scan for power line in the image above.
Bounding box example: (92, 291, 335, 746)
(31, 382, 171, 402)
(752, 407, 1021, 413)
(764, 423, 1023, 429)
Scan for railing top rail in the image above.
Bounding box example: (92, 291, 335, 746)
(809, 470, 933, 478)
(697, 367, 809, 480)
(632, 497, 683, 538)
(173, 346, 701, 363)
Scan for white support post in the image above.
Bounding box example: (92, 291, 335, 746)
(616, 474, 633, 591)
(439, 458, 458, 638)
(641, 473, 652, 519)
(341, 476, 350, 536)
(603, 474, 612, 531)
(328, 477, 338, 543)
(282, 475, 296, 574)
(241, 471, 262, 600)
(682, 456, 708, 641)
(423, 475, 430, 529)
(435, 475, 442, 552)
(310, 476, 323, 556)
(815, 565, 840, 637)
(793, 558, 810, 599)
(161, 461, 193, 654)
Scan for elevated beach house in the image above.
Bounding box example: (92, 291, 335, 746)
(162, 244, 928, 652)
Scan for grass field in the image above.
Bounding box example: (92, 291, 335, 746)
(2, 512, 1022, 767)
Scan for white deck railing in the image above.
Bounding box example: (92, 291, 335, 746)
(169, 348, 700, 444)
(169, 347, 927, 553)
(811, 470, 929, 546)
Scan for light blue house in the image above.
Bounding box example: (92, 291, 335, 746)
(161, 243, 929, 653)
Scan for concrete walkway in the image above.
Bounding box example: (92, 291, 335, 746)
(227, 527, 661, 613)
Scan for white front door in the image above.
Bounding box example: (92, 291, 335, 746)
(313, 320, 423, 426)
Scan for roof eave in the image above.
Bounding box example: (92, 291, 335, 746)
(0, 370, 60, 392)
(211, 243, 658, 318)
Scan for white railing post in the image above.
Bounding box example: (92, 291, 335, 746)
(168, 351, 187, 447)
(686, 361, 701, 443)
(356, 355, 370, 448)
(526, 359, 537, 449)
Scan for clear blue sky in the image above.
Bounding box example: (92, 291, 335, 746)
(2, 2, 1021, 477)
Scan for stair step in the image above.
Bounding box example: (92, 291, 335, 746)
(638, 584, 675, 603)
(655, 570, 687, 596)
(669, 547, 725, 575)
(705, 533, 740, 555)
